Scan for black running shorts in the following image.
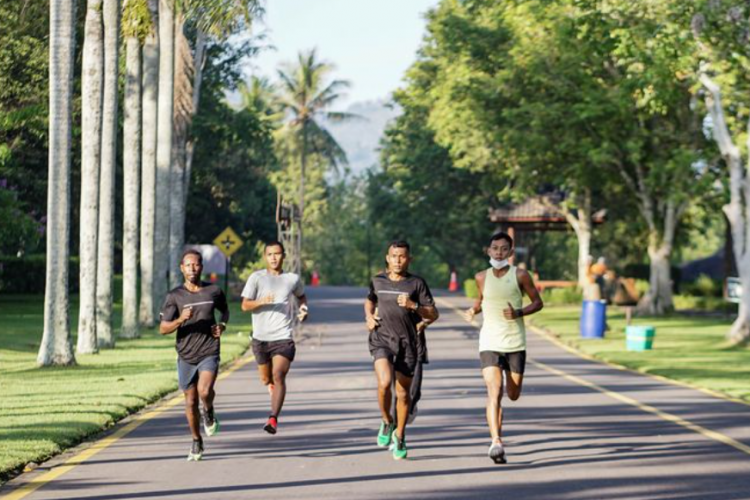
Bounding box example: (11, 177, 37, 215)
(252, 338, 296, 365)
(480, 350, 526, 374)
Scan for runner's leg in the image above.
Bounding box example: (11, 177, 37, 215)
(270, 354, 291, 417)
(505, 371, 524, 401)
(257, 362, 272, 389)
(374, 358, 394, 424)
(197, 370, 217, 413)
(394, 371, 412, 440)
(184, 385, 201, 440)
(482, 366, 503, 441)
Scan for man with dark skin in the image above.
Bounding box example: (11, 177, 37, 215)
(464, 232, 543, 464)
(241, 241, 308, 434)
(365, 240, 439, 460)
(160, 250, 229, 461)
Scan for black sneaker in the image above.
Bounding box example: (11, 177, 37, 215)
(187, 439, 204, 461)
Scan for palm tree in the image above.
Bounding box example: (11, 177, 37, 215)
(275, 49, 354, 221)
(38, 0, 77, 366)
(139, 0, 159, 327)
(77, 0, 105, 355)
(96, 0, 121, 348)
(121, 0, 148, 339)
(153, 0, 174, 309)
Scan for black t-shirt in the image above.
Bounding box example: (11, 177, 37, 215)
(160, 283, 229, 363)
(367, 272, 435, 343)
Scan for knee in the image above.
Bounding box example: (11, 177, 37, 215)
(486, 384, 502, 401)
(377, 376, 392, 393)
(507, 388, 522, 401)
(260, 373, 272, 386)
(184, 390, 198, 407)
(272, 370, 286, 385)
(198, 386, 211, 401)
(395, 385, 410, 402)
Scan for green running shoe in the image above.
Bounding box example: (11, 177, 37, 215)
(377, 421, 394, 447)
(187, 439, 204, 461)
(202, 409, 220, 437)
(391, 434, 408, 460)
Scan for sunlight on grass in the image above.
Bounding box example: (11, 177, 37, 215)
(0, 292, 251, 481)
(532, 305, 750, 403)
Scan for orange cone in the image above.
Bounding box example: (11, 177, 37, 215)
(449, 271, 458, 292)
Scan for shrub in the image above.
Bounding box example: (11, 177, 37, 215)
(541, 287, 582, 305)
(464, 278, 479, 299)
(0, 255, 80, 294)
(673, 294, 737, 313)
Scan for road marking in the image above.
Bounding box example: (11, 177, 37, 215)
(530, 358, 750, 456)
(435, 296, 750, 456)
(1, 354, 255, 500)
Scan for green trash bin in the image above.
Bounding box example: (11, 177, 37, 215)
(626, 325, 655, 351)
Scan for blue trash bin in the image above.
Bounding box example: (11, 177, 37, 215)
(580, 300, 606, 339)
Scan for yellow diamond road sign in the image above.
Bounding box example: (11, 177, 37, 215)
(213, 227, 243, 258)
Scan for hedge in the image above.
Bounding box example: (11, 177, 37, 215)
(0, 255, 80, 294)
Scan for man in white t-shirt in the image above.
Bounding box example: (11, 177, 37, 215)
(241, 241, 308, 434)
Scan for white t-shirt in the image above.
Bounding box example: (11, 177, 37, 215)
(241, 270, 304, 341)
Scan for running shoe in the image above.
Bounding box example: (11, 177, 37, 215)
(377, 421, 394, 447)
(488, 441, 506, 464)
(202, 408, 220, 437)
(264, 415, 278, 434)
(187, 439, 204, 461)
(391, 434, 408, 460)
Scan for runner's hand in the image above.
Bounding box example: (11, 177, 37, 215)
(178, 306, 193, 325)
(260, 294, 275, 305)
(366, 314, 381, 332)
(211, 323, 225, 338)
(297, 304, 309, 322)
(461, 308, 476, 323)
(416, 321, 428, 333)
(397, 294, 416, 311)
(503, 302, 518, 320)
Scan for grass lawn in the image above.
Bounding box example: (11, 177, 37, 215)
(0, 288, 251, 483)
(531, 305, 750, 403)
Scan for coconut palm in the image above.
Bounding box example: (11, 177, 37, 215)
(96, 0, 121, 348)
(139, 0, 159, 327)
(275, 49, 354, 220)
(77, 0, 105, 355)
(121, 0, 149, 339)
(38, 0, 78, 366)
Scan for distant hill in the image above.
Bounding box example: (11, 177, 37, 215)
(324, 99, 401, 175)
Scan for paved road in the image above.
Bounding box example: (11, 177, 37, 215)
(3, 286, 750, 500)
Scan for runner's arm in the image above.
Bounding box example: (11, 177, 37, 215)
(509, 269, 544, 319)
(241, 295, 273, 312)
(160, 307, 192, 335)
(364, 298, 380, 331)
(463, 271, 485, 322)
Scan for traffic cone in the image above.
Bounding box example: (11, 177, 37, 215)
(449, 271, 459, 292)
(311, 270, 320, 287)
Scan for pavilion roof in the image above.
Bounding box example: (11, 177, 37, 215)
(489, 194, 605, 226)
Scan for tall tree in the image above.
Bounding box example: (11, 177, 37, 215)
(121, 0, 149, 339)
(153, 0, 174, 309)
(139, 0, 159, 327)
(274, 49, 353, 226)
(38, 0, 77, 366)
(77, 0, 105, 354)
(694, 1, 750, 343)
(96, 0, 121, 348)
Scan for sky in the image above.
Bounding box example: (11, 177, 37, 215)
(246, 0, 440, 108)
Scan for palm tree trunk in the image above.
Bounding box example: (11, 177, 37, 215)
(96, 0, 120, 348)
(154, 0, 174, 307)
(39, 0, 77, 366)
(77, 0, 105, 355)
(139, 0, 158, 327)
(122, 34, 142, 339)
(169, 15, 193, 289)
(183, 29, 207, 205)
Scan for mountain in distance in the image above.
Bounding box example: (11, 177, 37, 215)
(324, 98, 401, 176)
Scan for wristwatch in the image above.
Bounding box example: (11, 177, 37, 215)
(515, 309, 524, 318)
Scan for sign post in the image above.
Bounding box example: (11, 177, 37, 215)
(213, 227, 243, 296)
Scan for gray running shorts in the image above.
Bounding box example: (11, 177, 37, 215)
(177, 355, 220, 391)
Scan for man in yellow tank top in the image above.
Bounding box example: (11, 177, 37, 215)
(465, 232, 543, 464)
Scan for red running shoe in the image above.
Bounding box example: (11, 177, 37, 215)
(264, 416, 278, 435)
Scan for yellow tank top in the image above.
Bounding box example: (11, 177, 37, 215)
(479, 266, 526, 352)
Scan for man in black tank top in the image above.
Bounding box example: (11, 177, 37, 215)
(364, 240, 439, 460)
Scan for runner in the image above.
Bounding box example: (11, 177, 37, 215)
(241, 240, 308, 435)
(365, 240, 439, 460)
(159, 249, 229, 461)
(464, 232, 543, 464)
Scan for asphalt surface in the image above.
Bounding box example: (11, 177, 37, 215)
(3, 286, 750, 500)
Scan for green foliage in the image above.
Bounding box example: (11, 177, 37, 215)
(0, 255, 80, 294)
(673, 294, 737, 313)
(689, 274, 721, 298)
(0, 185, 41, 255)
(541, 287, 583, 306)
(464, 279, 478, 299)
